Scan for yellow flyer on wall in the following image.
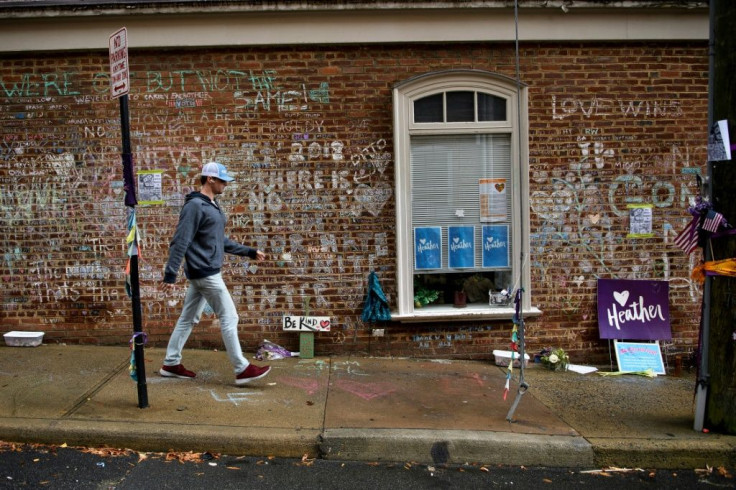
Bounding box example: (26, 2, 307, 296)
(479, 178, 507, 222)
(627, 203, 653, 238)
(137, 170, 164, 205)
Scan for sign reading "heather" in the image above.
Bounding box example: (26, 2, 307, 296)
(597, 279, 671, 340)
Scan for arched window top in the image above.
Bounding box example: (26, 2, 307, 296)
(414, 91, 507, 123)
(397, 70, 522, 131)
(396, 69, 523, 100)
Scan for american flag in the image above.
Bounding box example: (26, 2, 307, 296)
(674, 217, 699, 254)
(702, 209, 725, 233)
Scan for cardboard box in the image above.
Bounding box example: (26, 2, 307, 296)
(4, 331, 44, 347)
(492, 349, 529, 367)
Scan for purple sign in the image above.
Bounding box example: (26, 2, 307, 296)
(597, 279, 671, 340)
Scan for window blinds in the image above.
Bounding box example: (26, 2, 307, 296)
(410, 133, 512, 273)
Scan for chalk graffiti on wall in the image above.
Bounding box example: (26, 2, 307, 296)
(0, 54, 708, 358)
(0, 66, 394, 332)
(551, 95, 683, 120)
(529, 95, 706, 319)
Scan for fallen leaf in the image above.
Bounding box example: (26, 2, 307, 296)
(300, 453, 315, 466)
(164, 451, 205, 463)
(226, 466, 240, 470)
(543, 478, 553, 483)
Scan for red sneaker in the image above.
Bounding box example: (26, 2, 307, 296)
(159, 364, 196, 379)
(235, 364, 271, 385)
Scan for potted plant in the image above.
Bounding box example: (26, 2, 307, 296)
(453, 290, 467, 308)
(414, 286, 440, 308)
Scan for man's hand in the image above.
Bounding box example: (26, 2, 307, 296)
(161, 282, 175, 294)
(255, 250, 267, 261)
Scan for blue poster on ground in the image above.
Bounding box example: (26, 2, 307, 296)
(414, 226, 442, 270)
(448, 226, 475, 268)
(614, 340, 666, 375)
(482, 225, 509, 268)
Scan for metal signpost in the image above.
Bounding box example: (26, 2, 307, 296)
(110, 27, 148, 408)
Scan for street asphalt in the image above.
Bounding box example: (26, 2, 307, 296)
(0, 344, 734, 469)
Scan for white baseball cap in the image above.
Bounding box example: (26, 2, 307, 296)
(201, 162, 234, 182)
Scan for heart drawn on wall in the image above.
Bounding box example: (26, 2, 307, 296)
(354, 182, 392, 217)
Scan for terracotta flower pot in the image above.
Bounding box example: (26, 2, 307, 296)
(453, 291, 467, 308)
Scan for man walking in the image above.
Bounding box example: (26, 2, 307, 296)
(160, 161, 271, 385)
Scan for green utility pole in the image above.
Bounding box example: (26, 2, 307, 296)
(703, 0, 736, 434)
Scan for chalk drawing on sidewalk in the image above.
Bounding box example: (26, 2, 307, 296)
(277, 375, 323, 395)
(438, 373, 487, 396)
(468, 372, 485, 386)
(202, 388, 263, 406)
(334, 379, 396, 401)
(332, 360, 368, 376)
(296, 359, 330, 373)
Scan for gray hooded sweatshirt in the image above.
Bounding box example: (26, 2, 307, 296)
(163, 191, 256, 283)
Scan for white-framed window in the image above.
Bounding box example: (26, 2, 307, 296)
(392, 70, 536, 321)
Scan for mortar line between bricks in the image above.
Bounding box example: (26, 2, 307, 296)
(61, 358, 131, 418)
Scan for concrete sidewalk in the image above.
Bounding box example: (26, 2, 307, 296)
(0, 344, 734, 469)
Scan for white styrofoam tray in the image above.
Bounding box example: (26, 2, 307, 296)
(4, 331, 44, 347)
(492, 349, 529, 367)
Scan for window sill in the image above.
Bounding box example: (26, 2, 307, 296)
(391, 304, 542, 323)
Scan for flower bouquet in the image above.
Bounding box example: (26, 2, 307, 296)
(540, 347, 569, 372)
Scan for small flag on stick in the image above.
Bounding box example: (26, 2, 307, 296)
(702, 209, 725, 233)
(674, 217, 699, 255)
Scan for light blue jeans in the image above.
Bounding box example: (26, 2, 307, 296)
(163, 273, 249, 374)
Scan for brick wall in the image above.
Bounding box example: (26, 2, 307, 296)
(0, 42, 708, 364)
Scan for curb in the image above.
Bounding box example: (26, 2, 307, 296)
(589, 436, 736, 469)
(3, 419, 735, 468)
(320, 428, 595, 467)
(0, 418, 320, 458)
